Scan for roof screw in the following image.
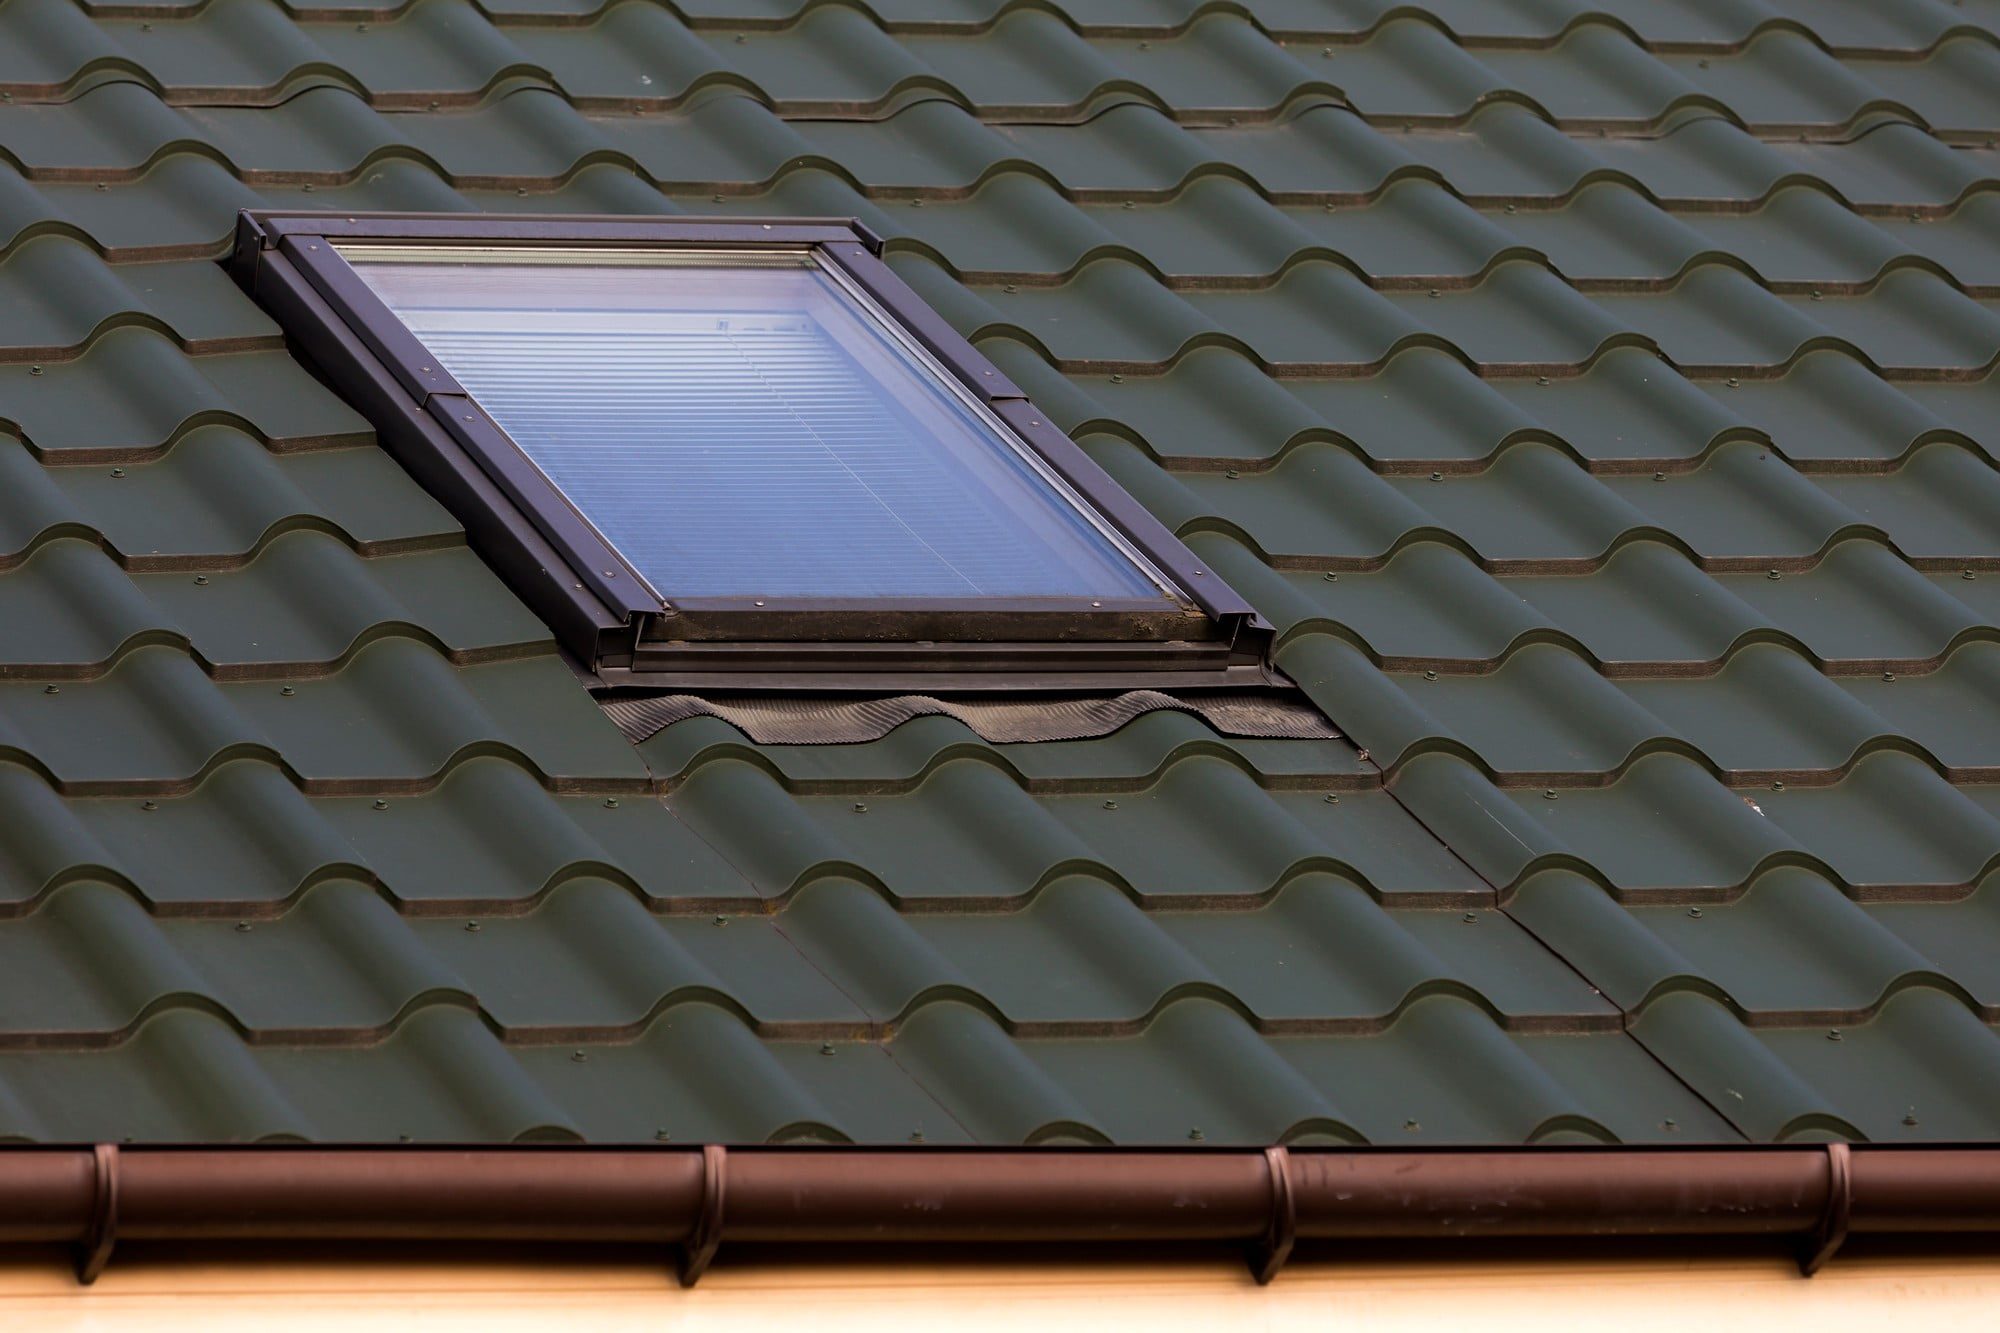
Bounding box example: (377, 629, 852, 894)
(301, 183, 313, 192)
(1323, 793, 1339, 804)
(1187, 1127, 1204, 1141)
(852, 802, 868, 813)
(1697, 58, 1709, 68)
(655, 1128, 672, 1141)
(1428, 471, 1443, 481)
(1963, 570, 1977, 580)
(41, 684, 58, 695)
(753, 599, 764, 606)
(1029, 421, 1041, 428)
(1003, 284, 1017, 293)
(1771, 780, 1785, 791)
(1542, 788, 1558, 800)
(1904, 1111, 1919, 1127)
(428, 100, 439, 110)
(820, 1043, 836, 1056)
(1827, 1029, 1842, 1041)
(1108, 373, 1123, 383)
(1353, 748, 1369, 761)
(141, 20, 151, 28)
(516, 187, 527, 197)
(1662, 1117, 1678, 1130)
(603, 797, 619, 808)
(28, 365, 41, 376)
(571, 1050, 588, 1062)
(603, 569, 616, 578)
(1321, 46, 1331, 56)
(714, 915, 728, 926)
(1423, 669, 1438, 681)
(96, 183, 107, 192)
(1137, 40, 1149, 50)
(193, 574, 208, 585)
(909, 1129, 925, 1142)
(1462, 912, 1477, 923)
(1427, 288, 1440, 298)
(109, 466, 125, 478)
(464, 921, 480, 932)
(1225, 469, 1239, 479)
(1504, 203, 1516, 213)
(1687, 907, 1703, 918)
(1765, 569, 1780, 581)
(733, 32, 745, 42)
(373, 798, 390, 810)
(141, 800, 158, 812)
(1726, 377, 1739, 387)
(1323, 572, 1339, 581)
(1403, 1119, 1420, 1132)
(279, 685, 295, 696)
(1810, 290, 1822, 301)
(356, 21, 368, 29)
(1103, 799, 1118, 810)
(1882, 671, 1896, 682)
(1535, 376, 1549, 386)
(234, 921, 251, 933)
(1652, 471, 1665, 481)
(1091, 600, 1102, 607)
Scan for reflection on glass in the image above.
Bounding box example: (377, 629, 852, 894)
(343, 247, 1176, 604)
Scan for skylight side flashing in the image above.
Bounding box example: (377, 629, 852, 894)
(231, 212, 1272, 688)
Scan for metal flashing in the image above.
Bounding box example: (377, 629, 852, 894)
(599, 689, 1342, 746)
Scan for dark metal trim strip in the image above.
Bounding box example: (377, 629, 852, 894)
(74, 1143, 117, 1286)
(679, 1144, 728, 1288)
(1252, 1147, 1295, 1285)
(1802, 1143, 1854, 1276)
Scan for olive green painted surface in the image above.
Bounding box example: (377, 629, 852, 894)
(0, 0, 1996, 1144)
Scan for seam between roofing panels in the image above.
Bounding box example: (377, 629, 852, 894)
(1355, 747, 1750, 1140)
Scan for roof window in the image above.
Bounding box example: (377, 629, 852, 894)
(232, 214, 1270, 688)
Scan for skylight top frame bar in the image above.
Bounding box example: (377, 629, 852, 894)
(231, 211, 1272, 684)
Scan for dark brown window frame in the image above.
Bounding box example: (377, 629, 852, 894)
(230, 212, 1274, 690)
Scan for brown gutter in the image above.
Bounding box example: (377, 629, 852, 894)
(4, 1144, 1997, 1286)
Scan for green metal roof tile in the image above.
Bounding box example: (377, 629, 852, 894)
(0, 337, 371, 455)
(0, 0, 1995, 1145)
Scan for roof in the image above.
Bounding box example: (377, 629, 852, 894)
(0, 0, 1997, 1147)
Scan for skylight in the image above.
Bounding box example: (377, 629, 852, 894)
(233, 213, 1270, 686)
(341, 246, 1174, 606)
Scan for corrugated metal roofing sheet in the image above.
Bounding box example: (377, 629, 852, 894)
(0, 0, 1997, 1145)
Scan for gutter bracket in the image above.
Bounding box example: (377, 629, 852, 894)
(1250, 1146, 1296, 1285)
(1800, 1142, 1852, 1276)
(76, 1143, 118, 1285)
(678, 1144, 727, 1287)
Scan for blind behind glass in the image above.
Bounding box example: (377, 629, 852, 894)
(344, 251, 1171, 604)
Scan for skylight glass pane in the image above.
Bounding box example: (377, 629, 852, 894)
(341, 247, 1176, 605)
